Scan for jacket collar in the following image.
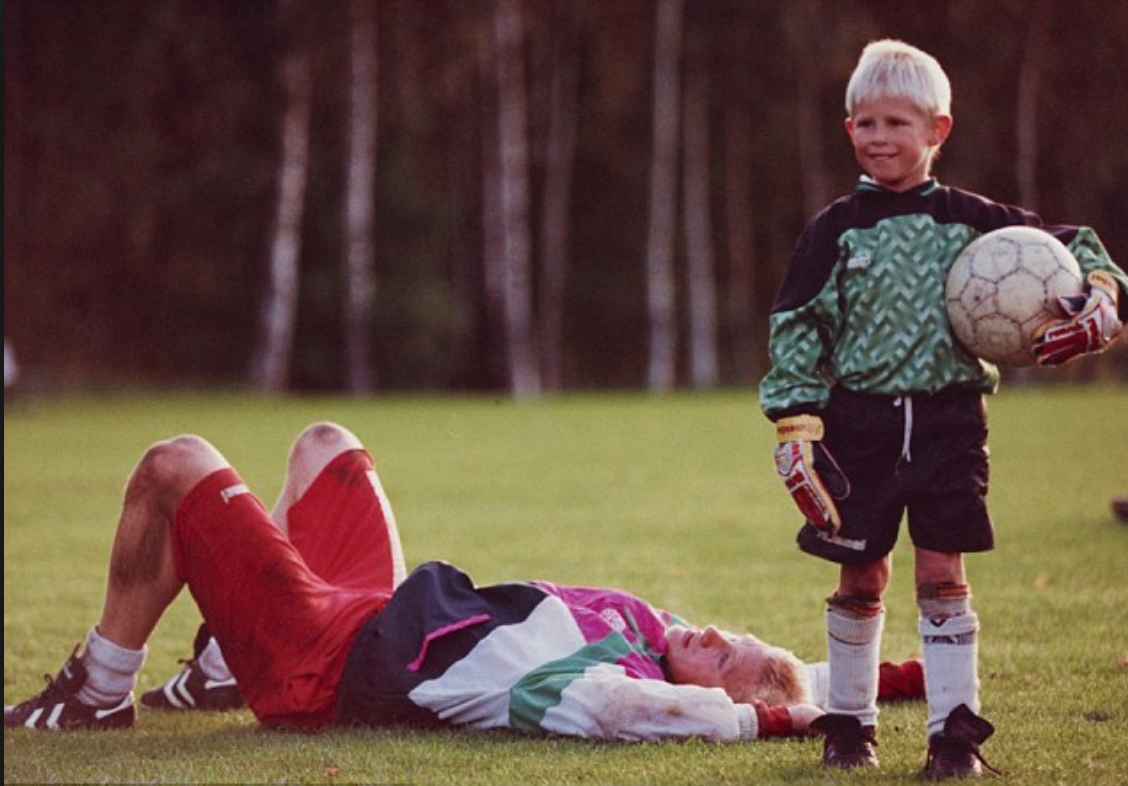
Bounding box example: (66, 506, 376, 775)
(856, 176, 941, 197)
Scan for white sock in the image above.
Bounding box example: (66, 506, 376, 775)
(920, 611, 980, 738)
(196, 637, 233, 683)
(806, 661, 830, 709)
(77, 627, 146, 707)
(826, 608, 884, 727)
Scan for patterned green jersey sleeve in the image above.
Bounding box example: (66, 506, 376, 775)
(759, 274, 841, 419)
(1067, 227, 1128, 315)
(757, 202, 845, 420)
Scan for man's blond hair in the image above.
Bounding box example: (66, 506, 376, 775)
(733, 645, 811, 706)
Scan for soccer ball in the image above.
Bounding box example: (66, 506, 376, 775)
(945, 226, 1083, 367)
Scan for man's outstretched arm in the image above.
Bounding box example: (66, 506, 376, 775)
(509, 664, 820, 742)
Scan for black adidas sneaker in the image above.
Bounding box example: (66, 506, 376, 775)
(4, 647, 135, 731)
(141, 625, 244, 712)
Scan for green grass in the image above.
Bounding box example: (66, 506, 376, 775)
(4, 388, 1128, 785)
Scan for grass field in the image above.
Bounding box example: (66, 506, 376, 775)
(4, 387, 1128, 785)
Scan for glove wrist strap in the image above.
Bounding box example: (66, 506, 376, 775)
(1088, 270, 1120, 307)
(777, 414, 824, 443)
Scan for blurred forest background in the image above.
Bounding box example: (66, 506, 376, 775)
(5, 0, 1127, 395)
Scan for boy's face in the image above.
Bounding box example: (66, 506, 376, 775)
(845, 97, 952, 192)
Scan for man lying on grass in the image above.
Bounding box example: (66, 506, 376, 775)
(5, 423, 921, 741)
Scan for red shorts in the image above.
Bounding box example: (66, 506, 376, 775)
(172, 450, 400, 727)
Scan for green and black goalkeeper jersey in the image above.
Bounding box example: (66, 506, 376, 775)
(759, 178, 1128, 420)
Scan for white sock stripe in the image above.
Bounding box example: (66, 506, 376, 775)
(919, 612, 979, 643)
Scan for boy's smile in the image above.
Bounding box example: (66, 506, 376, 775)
(846, 96, 952, 192)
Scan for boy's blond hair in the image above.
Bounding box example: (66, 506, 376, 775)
(845, 39, 951, 118)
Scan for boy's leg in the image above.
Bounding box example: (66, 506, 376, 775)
(916, 548, 994, 780)
(916, 549, 977, 732)
(812, 556, 888, 768)
(906, 392, 995, 778)
(5, 436, 228, 730)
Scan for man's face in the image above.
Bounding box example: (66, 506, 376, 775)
(845, 96, 952, 192)
(664, 625, 770, 701)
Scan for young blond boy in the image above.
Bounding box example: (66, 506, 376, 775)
(760, 39, 1126, 779)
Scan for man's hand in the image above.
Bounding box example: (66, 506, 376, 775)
(786, 703, 826, 736)
(1032, 270, 1123, 366)
(774, 415, 849, 533)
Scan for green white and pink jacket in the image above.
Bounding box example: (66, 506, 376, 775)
(335, 560, 773, 741)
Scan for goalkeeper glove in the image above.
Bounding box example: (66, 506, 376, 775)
(1032, 270, 1123, 366)
(774, 415, 850, 533)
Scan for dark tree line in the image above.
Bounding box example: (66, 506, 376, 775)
(5, 0, 1127, 393)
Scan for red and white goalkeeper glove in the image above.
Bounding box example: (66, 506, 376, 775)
(773, 415, 850, 533)
(1032, 270, 1123, 366)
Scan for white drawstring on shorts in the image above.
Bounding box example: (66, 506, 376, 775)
(894, 395, 914, 470)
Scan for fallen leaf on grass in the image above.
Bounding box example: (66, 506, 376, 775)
(324, 767, 340, 778)
(1033, 573, 1053, 589)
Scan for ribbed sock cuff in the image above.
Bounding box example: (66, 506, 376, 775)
(77, 627, 146, 707)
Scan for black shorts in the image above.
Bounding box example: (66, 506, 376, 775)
(796, 387, 994, 565)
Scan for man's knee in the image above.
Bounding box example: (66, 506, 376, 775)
(128, 435, 227, 515)
(289, 422, 364, 473)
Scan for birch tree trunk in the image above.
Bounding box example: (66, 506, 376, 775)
(478, 10, 507, 388)
(786, 0, 830, 218)
(723, 22, 758, 385)
(724, 89, 757, 384)
(645, 0, 684, 391)
(343, 0, 379, 394)
(682, 26, 718, 389)
(536, 3, 580, 390)
(1017, 0, 1054, 212)
(493, 0, 540, 397)
(251, 0, 312, 393)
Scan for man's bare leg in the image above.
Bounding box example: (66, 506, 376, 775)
(99, 436, 230, 648)
(5, 435, 229, 729)
(145, 423, 371, 713)
(270, 422, 365, 536)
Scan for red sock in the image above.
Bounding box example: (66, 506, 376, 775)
(877, 659, 925, 700)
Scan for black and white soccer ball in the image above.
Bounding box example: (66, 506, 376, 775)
(945, 226, 1083, 367)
